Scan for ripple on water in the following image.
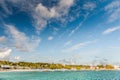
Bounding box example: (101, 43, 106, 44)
(0, 71, 120, 80)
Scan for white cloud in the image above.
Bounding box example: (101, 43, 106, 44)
(6, 24, 41, 52)
(105, 1, 120, 11)
(0, 48, 12, 60)
(83, 2, 96, 11)
(102, 26, 120, 35)
(48, 36, 53, 40)
(14, 56, 20, 61)
(105, 1, 120, 22)
(34, 0, 74, 31)
(63, 40, 96, 52)
(108, 8, 120, 22)
(0, 0, 75, 33)
(0, 36, 6, 42)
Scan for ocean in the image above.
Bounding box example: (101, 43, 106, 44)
(0, 70, 120, 80)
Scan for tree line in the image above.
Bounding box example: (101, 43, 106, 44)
(0, 61, 115, 70)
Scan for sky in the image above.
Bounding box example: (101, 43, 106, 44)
(0, 0, 120, 65)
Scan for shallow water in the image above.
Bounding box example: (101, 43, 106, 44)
(0, 70, 120, 80)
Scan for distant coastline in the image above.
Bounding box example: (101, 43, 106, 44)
(0, 60, 120, 72)
(0, 68, 120, 73)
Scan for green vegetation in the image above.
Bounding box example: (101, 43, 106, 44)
(0, 61, 116, 70)
(105, 64, 114, 69)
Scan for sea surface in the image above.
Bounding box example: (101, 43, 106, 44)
(0, 70, 120, 80)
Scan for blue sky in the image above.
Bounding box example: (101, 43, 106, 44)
(0, 0, 120, 65)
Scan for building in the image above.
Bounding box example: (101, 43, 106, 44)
(0, 65, 12, 69)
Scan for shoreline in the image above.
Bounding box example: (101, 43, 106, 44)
(0, 69, 120, 72)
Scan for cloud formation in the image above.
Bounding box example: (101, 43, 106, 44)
(105, 1, 120, 22)
(48, 36, 53, 40)
(0, 48, 12, 60)
(0, 36, 6, 43)
(83, 2, 96, 11)
(69, 2, 96, 36)
(63, 40, 96, 52)
(102, 26, 120, 35)
(69, 13, 89, 36)
(34, 0, 74, 31)
(0, 0, 75, 33)
(14, 56, 20, 61)
(6, 25, 41, 52)
(0, 0, 13, 17)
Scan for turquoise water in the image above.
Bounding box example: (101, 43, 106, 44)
(0, 70, 120, 80)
